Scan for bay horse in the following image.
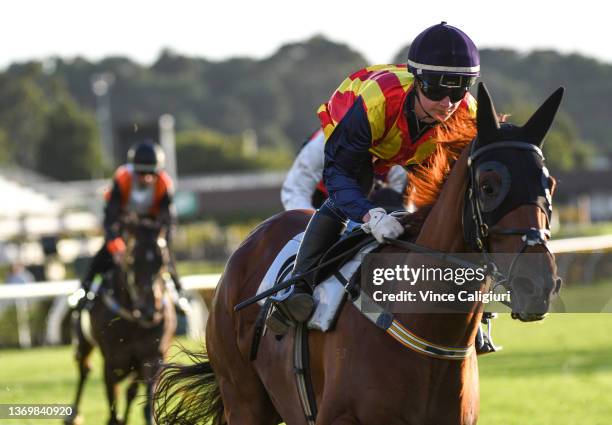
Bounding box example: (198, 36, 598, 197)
(155, 83, 563, 425)
(67, 219, 177, 425)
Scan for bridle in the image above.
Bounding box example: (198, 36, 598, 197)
(383, 138, 554, 309)
(464, 138, 552, 304)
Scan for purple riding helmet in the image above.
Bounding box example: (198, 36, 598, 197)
(408, 22, 480, 101)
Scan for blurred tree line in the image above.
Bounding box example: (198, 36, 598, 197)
(0, 36, 608, 180)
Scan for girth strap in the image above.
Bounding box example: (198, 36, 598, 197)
(294, 324, 317, 424)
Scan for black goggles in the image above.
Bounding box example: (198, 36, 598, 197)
(417, 74, 476, 103)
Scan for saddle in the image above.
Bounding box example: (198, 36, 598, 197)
(256, 229, 379, 334)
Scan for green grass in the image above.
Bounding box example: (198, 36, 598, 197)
(1, 316, 612, 424)
(552, 280, 612, 312)
(479, 313, 612, 424)
(0, 338, 202, 425)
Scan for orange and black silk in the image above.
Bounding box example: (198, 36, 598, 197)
(103, 166, 175, 242)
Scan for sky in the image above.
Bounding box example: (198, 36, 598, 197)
(2, 0, 610, 69)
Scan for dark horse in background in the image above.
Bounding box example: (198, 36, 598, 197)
(67, 218, 177, 425)
(155, 83, 564, 425)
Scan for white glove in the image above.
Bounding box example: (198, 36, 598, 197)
(361, 207, 405, 243)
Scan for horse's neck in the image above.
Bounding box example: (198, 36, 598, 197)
(110, 266, 131, 306)
(415, 146, 469, 252)
(399, 146, 481, 348)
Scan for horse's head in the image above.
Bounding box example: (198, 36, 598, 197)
(464, 83, 564, 322)
(125, 219, 166, 320)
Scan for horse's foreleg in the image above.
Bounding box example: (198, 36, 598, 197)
(103, 363, 121, 425)
(141, 356, 161, 425)
(65, 315, 94, 425)
(64, 356, 92, 425)
(122, 379, 139, 425)
(144, 381, 154, 425)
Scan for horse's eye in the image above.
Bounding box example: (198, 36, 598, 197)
(481, 184, 494, 195)
(476, 162, 510, 212)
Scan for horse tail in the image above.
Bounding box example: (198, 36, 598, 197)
(154, 349, 225, 425)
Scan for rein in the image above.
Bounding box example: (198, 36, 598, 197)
(234, 232, 375, 311)
(237, 142, 550, 313)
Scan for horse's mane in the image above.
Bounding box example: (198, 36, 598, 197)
(406, 106, 477, 209)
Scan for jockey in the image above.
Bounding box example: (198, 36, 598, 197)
(267, 22, 494, 352)
(75, 141, 186, 311)
(281, 128, 408, 212)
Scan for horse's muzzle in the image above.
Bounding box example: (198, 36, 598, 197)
(509, 273, 556, 321)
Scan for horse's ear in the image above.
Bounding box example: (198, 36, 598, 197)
(476, 82, 500, 145)
(522, 87, 565, 148)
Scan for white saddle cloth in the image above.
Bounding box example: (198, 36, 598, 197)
(256, 232, 378, 332)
